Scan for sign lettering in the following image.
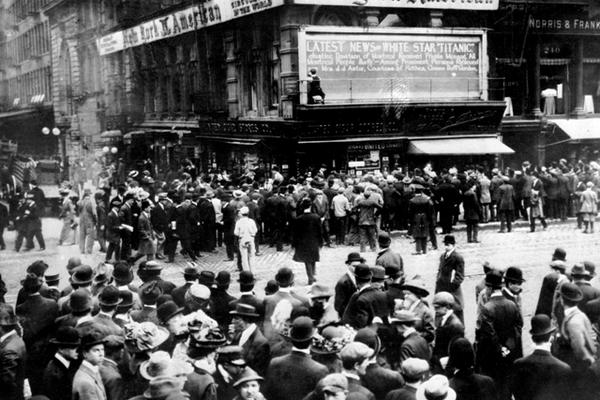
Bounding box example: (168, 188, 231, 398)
(292, 0, 498, 11)
(528, 15, 600, 35)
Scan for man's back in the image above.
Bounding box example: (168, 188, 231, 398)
(264, 351, 328, 400)
(510, 349, 571, 400)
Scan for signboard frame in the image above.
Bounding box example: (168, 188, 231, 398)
(292, 0, 498, 11)
(298, 26, 489, 104)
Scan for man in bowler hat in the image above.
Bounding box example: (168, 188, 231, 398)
(435, 235, 465, 322)
(43, 327, 81, 400)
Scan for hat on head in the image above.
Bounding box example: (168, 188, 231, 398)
(185, 284, 211, 303)
(290, 316, 315, 342)
(339, 342, 374, 366)
(27, 260, 49, 277)
(584, 261, 596, 277)
(390, 309, 419, 324)
(504, 267, 525, 283)
(401, 277, 429, 298)
(71, 265, 94, 285)
(217, 345, 246, 367)
(311, 326, 355, 355)
(238, 270, 256, 285)
(21, 272, 43, 293)
(370, 266, 387, 282)
(139, 351, 175, 381)
(275, 267, 294, 287)
(129, 322, 170, 352)
(318, 373, 348, 394)
(433, 292, 455, 307)
(113, 262, 133, 284)
(401, 358, 430, 380)
(309, 283, 334, 299)
(443, 235, 456, 245)
(128, 170, 139, 179)
(448, 337, 474, 370)
(188, 327, 227, 350)
(553, 247, 567, 261)
(229, 303, 260, 319)
(140, 281, 163, 305)
(104, 334, 125, 351)
(157, 301, 184, 325)
(233, 190, 244, 198)
(345, 252, 366, 265)
(560, 282, 583, 303)
(354, 327, 381, 356)
(143, 376, 179, 399)
(117, 291, 134, 312)
(264, 280, 279, 295)
(45, 273, 60, 284)
(550, 260, 567, 272)
(183, 267, 198, 281)
(198, 271, 216, 288)
(232, 367, 263, 388)
(99, 286, 122, 307)
(485, 269, 503, 289)
(384, 264, 403, 279)
(66, 257, 82, 274)
(378, 232, 391, 247)
(571, 263, 590, 278)
(416, 375, 456, 400)
(80, 331, 106, 351)
(69, 288, 92, 313)
(157, 192, 168, 200)
(354, 263, 372, 282)
(239, 206, 249, 215)
(215, 271, 231, 288)
(530, 314, 556, 337)
(0, 304, 18, 326)
(50, 326, 81, 348)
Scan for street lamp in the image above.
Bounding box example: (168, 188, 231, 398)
(42, 126, 50, 135)
(111, 146, 118, 154)
(42, 126, 68, 181)
(52, 127, 61, 136)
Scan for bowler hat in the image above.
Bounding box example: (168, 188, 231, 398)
(0, 304, 18, 326)
(560, 282, 583, 302)
(275, 267, 294, 287)
(183, 267, 198, 280)
(66, 257, 82, 274)
(217, 345, 246, 367)
(198, 271, 216, 287)
(448, 337, 474, 370)
(370, 266, 387, 282)
(80, 331, 106, 350)
(354, 327, 382, 356)
(140, 281, 163, 305)
(27, 260, 49, 277)
(21, 272, 43, 293)
(232, 367, 263, 388)
(529, 314, 556, 337)
(113, 262, 133, 284)
(378, 232, 391, 247)
(69, 289, 92, 313)
(553, 247, 567, 261)
(571, 263, 590, 278)
(345, 252, 365, 264)
(116, 291, 134, 312)
(264, 280, 279, 295)
(50, 327, 81, 348)
(99, 286, 122, 307)
(485, 270, 503, 289)
(289, 316, 315, 342)
(215, 271, 231, 288)
(504, 267, 525, 283)
(401, 278, 429, 298)
(45, 273, 60, 284)
(309, 283, 333, 299)
(354, 263, 373, 282)
(157, 301, 184, 325)
(238, 270, 256, 285)
(71, 265, 94, 285)
(443, 235, 456, 245)
(229, 303, 260, 319)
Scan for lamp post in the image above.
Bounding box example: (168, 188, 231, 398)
(42, 126, 68, 181)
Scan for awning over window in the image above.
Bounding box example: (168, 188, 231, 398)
(100, 130, 122, 139)
(407, 136, 514, 155)
(298, 136, 405, 145)
(549, 118, 600, 140)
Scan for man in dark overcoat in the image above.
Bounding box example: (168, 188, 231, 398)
(334, 252, 363, 316)
(293, 197, 323, 285)
(0, 304, 27, 400)
(43, 327, 80, 400)
(435, 235, 465, 322)
(535, 248, 568, 317)
(342, 264, 390, 329)
(229, 303, 271, 376)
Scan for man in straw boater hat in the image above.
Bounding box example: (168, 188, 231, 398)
(229, 303, 270, 376)
(183, 327, 227, 400)
(264, 316, 328, 400)
(43, 326, 81, 400)
(0, 303, 26, 400)
(510, 314, 571, 400)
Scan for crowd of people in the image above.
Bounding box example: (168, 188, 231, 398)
(0, 241, 599, 400)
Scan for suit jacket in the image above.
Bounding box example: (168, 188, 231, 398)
(575, 281, 600, 319)
(435, 251, 465, 305)
(236, 326, 271, 376)
(105, 210, 121, 243)
(450, 369, 496, 400)
(510, 349, 571, 400)
(172, 282, 193, 308)
(99, 358, 125, 400)
(229, 294, 264, 319)
(16, 293, 58, 348)
(375, 248, 404, 278)
(264, 351, 328, 400)
(184, 367, 218, 400)
(43, 355, 77, 400)
(498, 183, 515, 210)
(342, 286, 391, 329)
(399, 331, 431, 365)
(535, 271, 562, 317)
(559, 307, 596, 371)
(385, 385, 417, 400)
(91, 313, 123, 337)
(72, 362, 107, 400)
(292, 212, 322, 263)
(211, 288, 236, 329)
(361, 363, 404, 400)
(334, 272, 357, 316)
(433, 312, 465, 360)
(347, 375, 375, 400)
(0, 331, 27, 400)
(130, 306, 160, 325)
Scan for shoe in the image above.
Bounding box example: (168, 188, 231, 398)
(39, 248, 45, 251)
(22, 248, 32, 252)
(497, 230, 505, 233)
(472, 240, 480, 243)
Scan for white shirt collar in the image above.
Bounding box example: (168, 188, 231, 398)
(217, 364, 233, 383)
(75, 315, 93, 326)
(403, 327, 417, 338)
(238, 324, 257, 348)
(534, 342, 552, 352)
(0, 330, 16, 343)
(240, 290, 255, 296)
(343, 371, 361, 381)
(441, 309, 454, 326)
(292, 346, 310, 355)
(445, 248, 455, 258)
(55, 353, 71, 369)
(82, 360, 99, 374)
(346, 270, 356, 286)
(278, 287, 292, 294)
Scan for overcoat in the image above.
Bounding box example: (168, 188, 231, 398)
(292, 212, 322, 263)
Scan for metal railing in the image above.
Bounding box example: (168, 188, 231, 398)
(300, 77, 505, 104)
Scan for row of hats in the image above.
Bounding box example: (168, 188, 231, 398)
(345, 250, 403, 278)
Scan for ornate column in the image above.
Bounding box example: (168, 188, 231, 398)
(527, 36, 542, 117)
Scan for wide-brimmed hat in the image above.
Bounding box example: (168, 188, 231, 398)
(232, 367, 263, 388)
(99, 286, 122, 307)
(0, 304, 18, 326)
(485, 270, 503, 289)
(157, 301, 184, 325)
(140, 351, 176, 381)
(309, 283, 333, 299)
(80, 331, 106, 351)
(188, 327, 227, 350)
(275, 267, 294, 286)
(401, 278, 429, 298)
(21, 272, 43, 293)
(390, 309, 419, 324)
(229, 303, 260, 319)
(345, 252, 365, 265)
(504, 267, 525, 284)
(416, 375, 456, 400)
(354, 263, 372, 282)
(311, 325, 355, 355)
(238, 270, 256, 285)
(290, 316, 315, 342)
(71, 265, 94, 285)
(50, 326, 81, 348)
(113, 262, 133, 284)
(529, 314, 556, 337)
(69, 288, 92, 313)
(571, 263, 591, 278)
(560, 282, 583, 302)
(217, 345, 246, 367)
(354, 327, 381, 356)
(233, 190, 244, 199)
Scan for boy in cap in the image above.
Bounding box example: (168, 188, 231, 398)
(339, 342, 375, 400)
(386, 358, 430, 400)
(432, 292, 464, 371)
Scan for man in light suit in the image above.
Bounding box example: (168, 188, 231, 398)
(434, 235, 465, 322)
(510, 314, 571, 400)
(73, 331, 107, 400)
(230, 303, 271, 376)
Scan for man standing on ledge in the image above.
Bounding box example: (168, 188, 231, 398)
(435, 235, 465, 323)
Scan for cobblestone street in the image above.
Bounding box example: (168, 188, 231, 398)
(1, 217, 599, 353)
